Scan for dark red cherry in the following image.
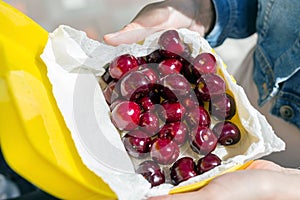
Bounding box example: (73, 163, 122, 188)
(182, 93, 203, 111)
(123, 130, 152, 158)
(197, 153, 221, 174)
(103, 81, 120, 105)
(111, 101, 141, 131)
(193, 52, 217, 74)
(161, 102, 186, 123)
(190, 126, 218, 155)
(146, 49, 164, 63)
(109, 54, 139, 79)
(185, 106, 211, 128)
(209, 93, 236, 121)
(181, 64, 201, 84)
(139, 112, 160, 136)
(150, 138, 180, 165)
(119, 70, 150, 100)
(195, 73, 226, 102)
(212, 121, 241, 146)
(136, 160, 165, 187)
(137, 56, 147, 66)
(158, 121, 188, 145)
(139, 65, 159, 84)
(157, 59, 183, 76)
(170, 157, 198, 185)
(158, 30, 185, 55)
(159, 73, 191, 98)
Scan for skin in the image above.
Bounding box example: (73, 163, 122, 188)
(103, 1, 300, 199)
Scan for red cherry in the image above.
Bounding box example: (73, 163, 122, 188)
(102, 81, 120, 105)
(150, 138, 180, 165)
(190, 126, 218, 155)
(139, 66, 159, 84)
(139, 112, 160, 136)
(119, 70, 150, 100)
(123, 130, 152, 158)
(197, 153, 221, 174)
(111, 101, 141, 131)
(158, 30, 185, 55)
(185, 106, 211, 128)
(170, 157, 198, 185)
(209, 93, 236, 121)
(158, 121, 188, 145)
(136, 160, 165, 187)
(193, 52, 217, 74)
(158, 58, 183, 76)
(212, 121, 241, 146)
(109, 54, 139, 79)
(161, 102, 186, 123)
(195, 73, 226, 102)
(159, 73, 191, 98)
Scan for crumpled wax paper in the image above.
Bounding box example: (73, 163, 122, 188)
(41, 25, 285, 200)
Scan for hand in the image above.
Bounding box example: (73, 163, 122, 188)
(103, 0, 215, 46)
(148, 160, 300, 200)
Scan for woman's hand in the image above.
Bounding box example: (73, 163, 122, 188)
(148, 160, 300, 200)
(103, 0, 215, 46)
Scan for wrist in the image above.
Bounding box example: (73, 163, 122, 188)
(196, 0, 216, 35)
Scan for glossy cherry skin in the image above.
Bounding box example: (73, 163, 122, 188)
(139, 111, 160, 136)
(159, 73, 191, 99)
(123, 130, 152, 158)
(157, 58, 183, 76)
(158, 30, 185, 55)
(209, 93, 236, 121)
(139, 65, 159, 84)
(111, 101, 141, 131)
(197, 153, 221, 174)
(190, 126, 218, 155)
(103, 81, 120, 105)
(212, 121, 241, 146)
(109, 54, 139, 79)
(119, 70, 151, 100)
(158, 121, 188, 146)
(181, 63, 201, 84)
(146, 49, 164, 63)
(195, 73, 226, 102)
(185, 106, 211, 128)
(136, 160, 165, 187)
(182, 93, 203, 111)
(150, 138, 180, 165)
(161, 102, 186, 123)
(193, 52, 217, 74)
(170, 157, 198, 185)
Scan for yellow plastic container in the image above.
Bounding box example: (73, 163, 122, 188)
(0, 1, 116, 199)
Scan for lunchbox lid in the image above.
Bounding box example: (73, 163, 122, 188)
(0, 1, 116, 199)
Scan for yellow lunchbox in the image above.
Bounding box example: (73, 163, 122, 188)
(0, 1, 252, 199)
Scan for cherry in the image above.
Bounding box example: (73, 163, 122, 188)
(170, 157, 198, 185)
(182, 93, 203, 111)
(157, 58, 183, 76)
(159, 49, 178, 59)
(137, 56, 147, 66)
(212, 121, 241, 146)
(197, 153, 221, 174)
(193, 52, 217, 74)
(109, 54, 139, 79)
(103, 81, 119, 105)
(190, 126, 218, 155)
(111, 101, 141, 131)
(158, 121, 188, 146)
(101, 63, 114, 84)
(139, 111, 160, 136)
(161, 102, 186, 123)
(150, 138, 180, 165)
(158, 30, 185, 55)
(123, 130, 152, 158)
(139, 65, 159, 84)
(185, 106, 211, 128)
(146, 49, 164, 63)
(159, 73, 191, 98)
(136, 160, 165, 187)
(181, 63, 201, 84)
(119, 70, 150, 100)
(209, 93, 236, 121)
(195, 73, 226, 102)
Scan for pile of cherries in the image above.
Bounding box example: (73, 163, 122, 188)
(101, 30, 241, 187)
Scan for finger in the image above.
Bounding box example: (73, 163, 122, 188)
(103, 23, 163, 46)
(246, 160, 283, 171)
